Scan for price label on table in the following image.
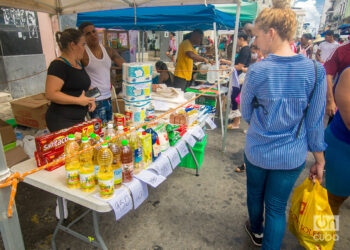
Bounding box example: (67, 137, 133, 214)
(183, 133, 197, 147)
(107, 187, 133, 220)
(191, 126, 205, 140)
(164, 147, 181, 169)
(154, 156, 173, 177)
(123, 179, 148, 209)
(206, 117, 217, 129)
(175, 140, 189, 158)
(135, 170, 166, 188)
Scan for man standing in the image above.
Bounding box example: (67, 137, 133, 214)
(78, 22, 125, 125)
(316, 30, 339, 63)
(174, 30, 209, 90)
(297, 33, 313, 58)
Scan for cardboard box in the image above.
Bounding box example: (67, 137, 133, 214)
(5, 146, 29, 167)
(112, 98, 125, 114)
(0, 119, 16, 145)
(10, 93, 50, 129)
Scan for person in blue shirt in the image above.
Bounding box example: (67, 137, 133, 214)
(240, 0, 327, 249)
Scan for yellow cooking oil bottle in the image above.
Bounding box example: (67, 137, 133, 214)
(64, 134, 80, 189)
(97, 142, 114, 199)
(106, 137, 122, 188)
(79, 136, 95, 192)
(90, 133, 103, 184)
(129, 127, 143, 174)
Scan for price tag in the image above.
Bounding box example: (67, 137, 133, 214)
(191, 126, 205, 140)
(164, 147, 181, 169)
(123, 179, 148, 209)
(135, 170, 166, 188)
(106, 187, 133, 220)
(175, 140, 189, 158)
(206, 117, 217, 129)
(154, 156, 173, 177)
(183, 133, 197, 147)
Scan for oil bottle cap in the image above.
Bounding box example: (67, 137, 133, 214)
(68, 134, 75, 140)
(122, 140, 128, 146)
(102, 143, 108, 147)
(118, 125, 123, 130)
(156, 137, 160, 145)
(81, 137, 89, 142)
(107, 123, 113, 128)
(124, 128, 128, 132)
(105, 137, 111, 141)
(90, 133, 96, 139)
(142, 131, 147, 135)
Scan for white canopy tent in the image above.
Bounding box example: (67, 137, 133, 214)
(0, 1, 242, 249)
(0, 0, 237, 14)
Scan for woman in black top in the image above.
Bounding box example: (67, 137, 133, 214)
(45, 28, 95, 132)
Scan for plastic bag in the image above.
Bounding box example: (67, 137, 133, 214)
(23, 135, 36, 158)
(288, 178, 336, 250)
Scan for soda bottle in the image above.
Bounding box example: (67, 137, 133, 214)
(90, 133, 103, 184)
(64, 134, 80, 189)
(121, 140, 133, 183)
(97, 143, 114, 199)
(129, 127, 143, 173)
(153, 137, 161, 160)
(116, 125, 126, 146)
(106, 137, 122, 188)
(105, 123, 115, 139)
(79, 137, 95, 192)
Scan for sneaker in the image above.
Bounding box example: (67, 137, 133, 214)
(245, 221, 263, 247)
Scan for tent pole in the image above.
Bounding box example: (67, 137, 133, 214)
(141, 31, 144, 62)
(222, 0, 241, 152)
(213, 22, 224, 138)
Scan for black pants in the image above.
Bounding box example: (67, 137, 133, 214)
(46, 109, 85, 132)
(174, 76, 190, 91)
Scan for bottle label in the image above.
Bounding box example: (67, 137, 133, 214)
(79, 172, 95, 189)
(113, 168, 122, 184)
(134, 148, 142, 163)
(122, 163, 133, 172)
(94, 165, 100, 177)
(98, 178, 114, 196)
(66, 170, 79, 185)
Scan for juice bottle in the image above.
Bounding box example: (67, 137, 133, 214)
(153, 137, 161, 160)
(106, 137, 122, 188)
(129, 127, 143, 173)
(121, 140, 133, 183)
(64, 134, 80, 189)
(140, 132, 153, 168)
(116, 125, 126, 146)
(90, 133, 103, 184)
(105, 123, 115, 139)
(79, 137, 95, 192)
(97, 143, 114, 199)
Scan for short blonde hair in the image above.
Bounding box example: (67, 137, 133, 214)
(255, 0, 296, 41)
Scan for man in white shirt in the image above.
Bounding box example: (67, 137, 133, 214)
(316, 30, 339, 63)
(79, 22, 125, 125)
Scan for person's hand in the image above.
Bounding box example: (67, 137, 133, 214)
(309, 161, 325, 183)
(88, 101, 96, 112)
(220, 59, 231, 65)
(152, 84, 161, 92)
(203, 58, 209, 64)
(77, 91, 95, 106)
(326, 99, 337, 117)
(209, 59, 215, 65)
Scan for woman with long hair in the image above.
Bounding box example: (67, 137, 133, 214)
(240, 0, 327, 248)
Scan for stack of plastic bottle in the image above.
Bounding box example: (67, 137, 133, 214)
(122, 63, 153, 125)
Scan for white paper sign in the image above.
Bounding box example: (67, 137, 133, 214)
(135, 170, 166, 188)
(206, 117, 217, 129)
(106, 187, 133, 220)
(164, 147, 181, 169)
(175, 140, 189, 158)
(154, 156, 173, 177)
(123, 179, 148, 209)
(183, 133, 197, 147)
(191, 126, 205, 140)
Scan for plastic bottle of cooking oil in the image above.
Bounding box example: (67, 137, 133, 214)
(79, 137, 95, 192)
(116, 125, 126, 146)
(106, 137, 122, 188)
(105, 123, 115, 139)
(64, 134, 80, 189)
(121, 140, 133, 183)
(97, 143, 114, 199)
(129, 127, 143, 173)
(90, 133, 103, 184)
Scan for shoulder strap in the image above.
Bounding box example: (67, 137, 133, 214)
(58, 56, 72, 67)
(296, 60, 318, 138)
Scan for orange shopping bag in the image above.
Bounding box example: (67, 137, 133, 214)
(288, 178, 336, 250)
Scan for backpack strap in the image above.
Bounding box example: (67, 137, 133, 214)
(296, 60, 318, 138)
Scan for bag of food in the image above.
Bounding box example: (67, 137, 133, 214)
(288, 178, 336, 250)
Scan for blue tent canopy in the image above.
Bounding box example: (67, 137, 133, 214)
(76, 4, 236, 31)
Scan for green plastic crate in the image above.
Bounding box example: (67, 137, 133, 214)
(195, 96, 216, 106)
(179, 135, 207, 169)
(5, 119, 17, 128)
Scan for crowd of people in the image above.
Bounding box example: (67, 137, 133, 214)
(43, 0, 350, 248)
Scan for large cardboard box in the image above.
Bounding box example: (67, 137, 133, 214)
(112, 98, 125, 114)
(10, 93, 50, 129)
(5, 146, 29, 167)
(0, 119, 16, 145)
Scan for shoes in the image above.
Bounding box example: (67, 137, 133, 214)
(228, 109, 241, 119)
(235, 163, 246, 173)
(245, 221, 263, 247)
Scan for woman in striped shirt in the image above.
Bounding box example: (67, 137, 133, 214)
(240, 0, 327, 249)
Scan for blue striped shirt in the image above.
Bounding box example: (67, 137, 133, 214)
(241, 54, 327, 170)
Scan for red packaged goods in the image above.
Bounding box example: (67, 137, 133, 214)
(35, 150, 65, 171)
(114, 113, 126, 127)
(34, 119, 102, 171)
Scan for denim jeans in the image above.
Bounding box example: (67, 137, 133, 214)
(245, 155, 304, 250)
(89, 98, 112, 126)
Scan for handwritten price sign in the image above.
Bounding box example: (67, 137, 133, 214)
(191, 126, 205, 140)
(164, 147, 181, 169)
(135, 170, 166, 188)
(183, 133, 197, 147)
(154, 156, 173, 177)
(206, 117, 217, 129)
(107, 187, 133, 220)
(123, 179, 148, 209)
(175, 140, 189, 158)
